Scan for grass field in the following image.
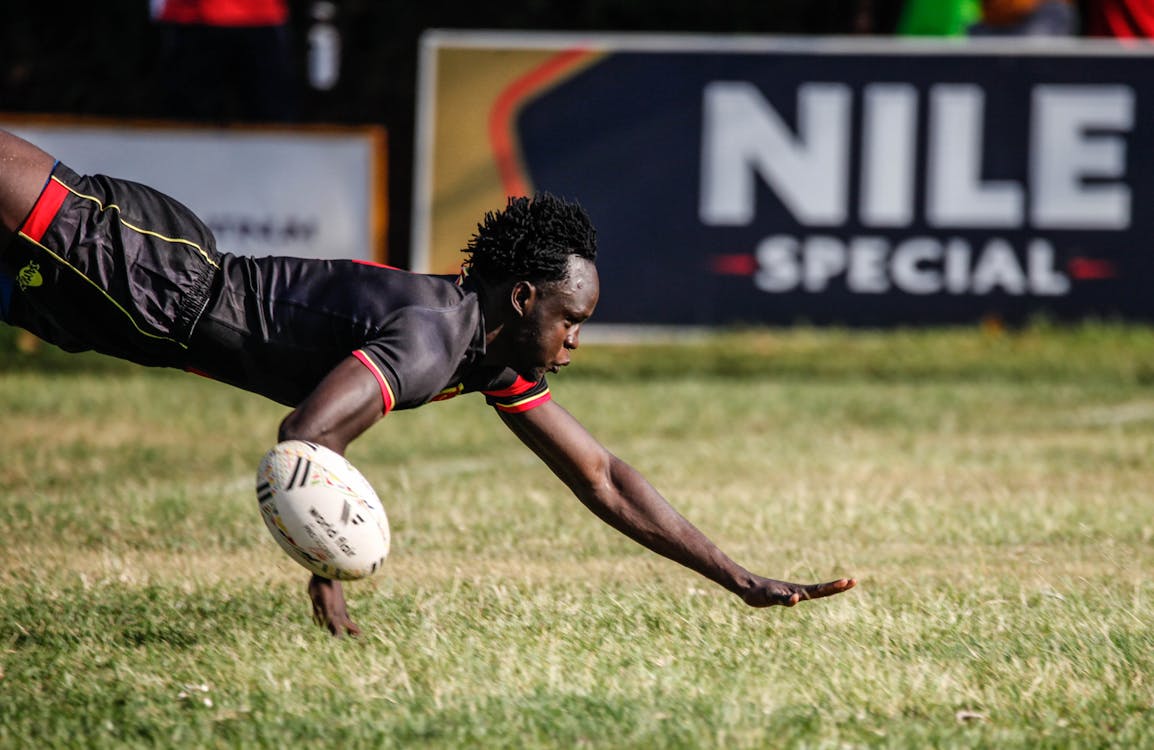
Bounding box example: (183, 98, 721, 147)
(1, 324, 1152, 748)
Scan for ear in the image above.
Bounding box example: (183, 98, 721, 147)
(510, 280, 538, 318)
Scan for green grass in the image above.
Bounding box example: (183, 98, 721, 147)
(1, 323, 1153, 748)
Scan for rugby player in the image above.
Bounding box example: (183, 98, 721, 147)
(0, 129, 855, 636)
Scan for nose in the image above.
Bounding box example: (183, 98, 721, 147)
(564, 326, 581, 350)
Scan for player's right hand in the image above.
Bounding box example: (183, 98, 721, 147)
(740, 576, 857, 608)
(308, 574, 362, 637)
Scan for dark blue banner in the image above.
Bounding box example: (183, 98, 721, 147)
(515, 43, 1154, 326)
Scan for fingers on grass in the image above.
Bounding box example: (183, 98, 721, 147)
(805, 578, 857, 601)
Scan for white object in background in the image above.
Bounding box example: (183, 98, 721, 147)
(308, 2, 341, 91)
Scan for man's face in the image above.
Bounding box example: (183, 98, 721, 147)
(509, 256, 599, 381)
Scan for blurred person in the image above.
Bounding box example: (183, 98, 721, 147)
(969, 0, 1078, 35)
(0, 129, 856, 636)
(897, 0, 982, 35)
(1082, 0, 1154, 37)
(151, 0, 299, 123)
(850, 0, 912, 33)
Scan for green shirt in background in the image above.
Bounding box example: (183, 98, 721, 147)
(898, 0, 982, 35)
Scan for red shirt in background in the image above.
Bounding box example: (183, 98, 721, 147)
(1084, 0, 1154, 37)
(153, 0, 289, 27)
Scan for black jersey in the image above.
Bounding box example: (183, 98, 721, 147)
(0, 162, 550, 415)
(189, 254, 551, 412)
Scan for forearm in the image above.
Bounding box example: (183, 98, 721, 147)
(500, 403, 855, 609)
(576, 455, 756, 597)
(278, 356, 384, 455)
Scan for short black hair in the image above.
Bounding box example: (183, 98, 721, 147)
(462, 193, 596, 285)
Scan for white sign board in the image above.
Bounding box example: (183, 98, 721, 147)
(1, 121, 385, 261)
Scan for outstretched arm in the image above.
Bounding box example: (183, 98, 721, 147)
(278, 355, 386, 637)
(500, 400, 855, 607)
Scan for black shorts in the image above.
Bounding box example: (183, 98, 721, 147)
(0, 162, 221, 367)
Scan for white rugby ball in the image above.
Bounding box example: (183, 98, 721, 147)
(255, 440, 390, 580)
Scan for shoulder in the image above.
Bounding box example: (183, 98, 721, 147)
(355, 292, 484, 410)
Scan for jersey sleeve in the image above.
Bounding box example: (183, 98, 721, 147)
(352, 349, 397, 414)
(483, 375, 551, 414)
(351, 305, 476, 415)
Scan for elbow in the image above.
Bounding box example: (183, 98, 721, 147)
(277, 410, 348, 455)
(570, 453, 621, 509)
(277, 409, 308, 442)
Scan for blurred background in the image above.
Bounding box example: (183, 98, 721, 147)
(2, 0, 1148, 330)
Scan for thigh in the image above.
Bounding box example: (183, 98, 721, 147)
(6, 163, 222, 364)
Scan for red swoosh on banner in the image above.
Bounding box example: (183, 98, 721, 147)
(710, 254, 757, 276)
(1067, 257, 1117, 280)
(489, 48, 597, 197)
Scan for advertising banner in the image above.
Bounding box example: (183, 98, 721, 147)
(415, 32, 1154, 326)
(2, 120, 387, 262)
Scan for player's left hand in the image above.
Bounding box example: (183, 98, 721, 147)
(741, 576, 857, 607)
(308, 574, 362, 637)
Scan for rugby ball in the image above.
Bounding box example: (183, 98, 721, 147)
(255, 440, 390, 580)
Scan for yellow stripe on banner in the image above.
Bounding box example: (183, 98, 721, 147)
(57, 177, 220, 269)
(17, 232, 189, 348)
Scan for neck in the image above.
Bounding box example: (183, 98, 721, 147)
(475, 278, 511, 362)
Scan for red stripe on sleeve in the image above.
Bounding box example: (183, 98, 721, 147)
(21, 178, 68, 242)
(352, 350, 396, 414)
(493, 389, 551, 414)
(351, 259, 403, 270)
(482, 375, 538, 400)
